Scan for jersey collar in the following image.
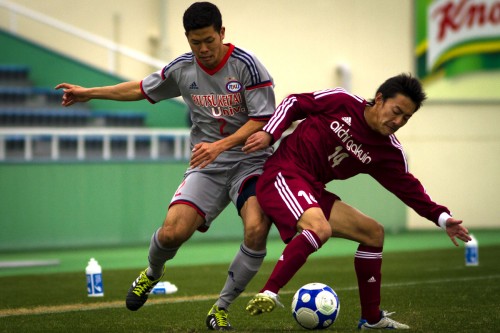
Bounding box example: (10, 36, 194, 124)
(196, 43, 234, 75)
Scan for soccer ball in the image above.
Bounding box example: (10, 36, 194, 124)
(291, 282, 340, 330)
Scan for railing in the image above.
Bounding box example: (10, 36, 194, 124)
(0, 2, 193, 163)
(0, 128, 191, 162)
(0, 0, 164, 74)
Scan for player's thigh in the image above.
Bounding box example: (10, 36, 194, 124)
(171, 169, 230, 227)
(256, 168, 323, 243)
(230, 158, 271, 249)
(239, 196, 271, 250)
(160, 203, 205, 246)
(328, 200, 384, 247)
(297, 207, 333, 243)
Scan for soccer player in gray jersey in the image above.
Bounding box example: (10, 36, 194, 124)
(56, 2, 275, 330)
(242, 74, 471, 329)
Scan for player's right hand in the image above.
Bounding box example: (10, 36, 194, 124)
(242, 131, 272, 153)
(445, 217, 471, 247)
(55, 83, 91, 106)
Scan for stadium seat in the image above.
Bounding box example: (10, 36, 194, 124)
(0, 108, 91, 127)
(0, 65, 31, 87)
(91, 110, 146, 127)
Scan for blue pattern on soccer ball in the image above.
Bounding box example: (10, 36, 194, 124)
(291, 282, 340, 330)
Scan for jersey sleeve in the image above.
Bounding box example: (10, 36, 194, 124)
(262, 93, 313, 143)
(140, 54, 193, 103)
(369, 142, 451, 226)
(238, 50, 276, 122)
(263, 88, 360, 143)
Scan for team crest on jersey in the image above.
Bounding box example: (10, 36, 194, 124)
(226, 80, 243, 93)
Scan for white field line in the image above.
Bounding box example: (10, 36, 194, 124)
(1, 274, 499, 318)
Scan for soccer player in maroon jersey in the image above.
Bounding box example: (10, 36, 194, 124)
(242, 73, 471, 329)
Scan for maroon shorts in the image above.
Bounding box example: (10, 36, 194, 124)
(256, 166, 340, 243)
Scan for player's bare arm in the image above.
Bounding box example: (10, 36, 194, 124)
(242, 131, 272, 153)
(55, 81, 144, 107)
(445, 217, 471, 246)
(190, 119, 265, 169)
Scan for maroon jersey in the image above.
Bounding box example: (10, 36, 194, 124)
(262, 88, 449, 225)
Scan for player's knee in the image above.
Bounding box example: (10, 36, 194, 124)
(303, 220, 332, 244)
(299, 210, 332, 244)
(246, 219, 271, 239)
(243, 216, 271, 250)
(156, 226, 180, 247)
(314, 223, 333, 244)
(158, 220, 196, 248)
(366, 221, 385, 247)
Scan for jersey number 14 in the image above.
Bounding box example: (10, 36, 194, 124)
(328, 146, 349, 169)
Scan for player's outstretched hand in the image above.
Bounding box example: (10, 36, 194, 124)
(55, 83, 91, 107)
(445, 217, 471, 246)
(242, 131, 272, 153)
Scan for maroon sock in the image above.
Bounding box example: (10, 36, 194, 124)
(261, 230, 322, 294)
(355, 245, 383, 323)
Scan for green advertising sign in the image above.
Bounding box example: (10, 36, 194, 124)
(415, 0, 500, 81)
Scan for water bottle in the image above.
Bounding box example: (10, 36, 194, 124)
(465, 234, 478, 266)
(151, 281, 178, 295)
(86, 258, 104, 296)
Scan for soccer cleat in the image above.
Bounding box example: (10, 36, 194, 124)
(206, 304, 233, 331)
(125, 267, 164, 311)
(246, 290, 284, 315)
(358, 310, 410, 330)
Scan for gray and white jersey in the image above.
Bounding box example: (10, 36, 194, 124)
(141, 43, 275, 164)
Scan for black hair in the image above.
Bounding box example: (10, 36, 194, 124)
(371, 73, 427, 111)
(183, 2, 222, 33)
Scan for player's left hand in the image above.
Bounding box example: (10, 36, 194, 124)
(190, 142, 222, 169)
(242, 131, 272, 153)
(445, 217, 471, 246)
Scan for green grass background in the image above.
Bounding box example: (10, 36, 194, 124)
(1, 230, 499, 332)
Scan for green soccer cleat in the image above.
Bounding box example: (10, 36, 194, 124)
(125, 268, 164, 311)
(206, 304, 233, 331)
(358, 310, 410, 330)
(246, 290, 284, 316)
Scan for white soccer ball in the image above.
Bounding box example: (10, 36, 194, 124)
(291, 282, 340, 330)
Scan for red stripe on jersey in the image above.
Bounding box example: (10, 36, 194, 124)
(161, 65, 167, 80)
(196, 43, 235, 75)
(246, 80, 273, 91)
(140, 80, 157, 104)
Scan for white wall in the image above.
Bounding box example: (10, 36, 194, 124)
(0, 0, 163, 78)
(397, 103, 500, 229)
(165, 0, 415, 101)
(1, 0, 499, 229)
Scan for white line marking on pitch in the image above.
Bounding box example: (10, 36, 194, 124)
(1, 274, 498, 318)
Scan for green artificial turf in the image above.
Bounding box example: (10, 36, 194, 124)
(1, 242, 499, 332)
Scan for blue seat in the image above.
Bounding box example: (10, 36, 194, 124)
(0, 87, 31, 105)
(0, 65, 30, 85)
(31, 87, 64, 104)
(91, 110, 146, 127)
(0, 108, 91, 126)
